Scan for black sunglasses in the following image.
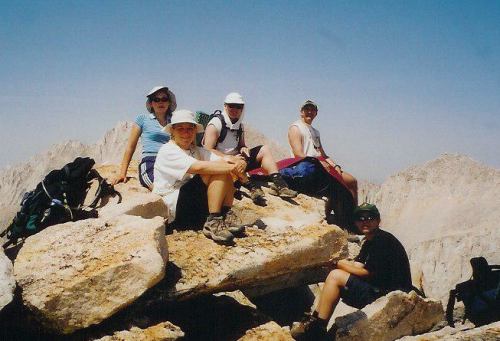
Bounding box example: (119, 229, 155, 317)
(227, 103, 244, 109)
(152, 97, 169, 103)
(356, 215, 377, 222)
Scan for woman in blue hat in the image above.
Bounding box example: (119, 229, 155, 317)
(112, 86, 177, 190)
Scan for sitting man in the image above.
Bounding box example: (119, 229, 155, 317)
(291, 203, 413, 340)
(203, 92, 297, 202)
(288, 100, 358, 204)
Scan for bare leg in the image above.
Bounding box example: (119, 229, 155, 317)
(201, 174, 233, 213)
(341, 171, 358, 205)
(222, 174, 235, 207)
(255, 145, 279, 174)
(315, 269, 350, 320)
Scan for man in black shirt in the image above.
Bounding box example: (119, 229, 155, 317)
(291, 203, 412, 340)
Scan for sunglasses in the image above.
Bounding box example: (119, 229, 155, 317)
(227, 103, 244, 109)
(355, 215, 377, 222)
(152, 97, 169, 103)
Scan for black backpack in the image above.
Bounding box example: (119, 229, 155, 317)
(1, 157, 121, 248)
(195, 110, 243, 147)
(446, 257, 500, 326)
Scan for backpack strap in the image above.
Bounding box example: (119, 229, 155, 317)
(85, 169, 122, 208)
(210, 110, 244, 147)
(446, 289, 457, 326)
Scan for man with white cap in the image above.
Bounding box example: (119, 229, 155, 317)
(288, 100, 358, 203)
(154, 109, 245, 244)
(203, 92, 297, 203)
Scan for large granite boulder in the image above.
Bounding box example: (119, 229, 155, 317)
(14, 215, 168, 334)
(238, 321, 293, 340)
(397, 320, 500, 340)
(95, 321, 184, 341)
(100, 164, 348, 301)
(334, 291, 444, 341)
(164, 222, 345, 300)
(0, 247, 15, 311)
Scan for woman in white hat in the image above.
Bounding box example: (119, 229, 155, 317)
(112, 85, 177, 190)
(153, 109, 245, 244)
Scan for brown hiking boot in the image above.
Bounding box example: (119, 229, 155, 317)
(269, 173, 298, 198)
(290, 314, 328, 341)
(269, 183, 298, 198)
(202, 216, 234, 244)
(249, 186, 265, 203)
(224, 209, 245, 234)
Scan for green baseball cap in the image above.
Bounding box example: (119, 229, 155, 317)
(353, 203, 380, 218)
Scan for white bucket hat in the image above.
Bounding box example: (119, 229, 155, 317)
(145, 85, 177, 113)
(163, 109, 204, 134)
(224, 92, 245, 104)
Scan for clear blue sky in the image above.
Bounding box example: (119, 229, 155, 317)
(1, 1, 499, 182)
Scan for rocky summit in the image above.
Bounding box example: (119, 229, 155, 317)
(0, 124, 498, 340)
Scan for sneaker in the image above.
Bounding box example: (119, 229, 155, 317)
(269, 183, 298, 198)
(224, 209, 245, 235)
(202, 216, 234, 244)
(290, 314, 327, 341)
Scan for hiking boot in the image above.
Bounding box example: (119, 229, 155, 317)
(249, 186, 265, 203)
(224, 209, 245, 235)
(269, 183, 298, 198)
(269, 173, 298, 198)
(290, 313, 328, 341)
(202, 216, 234, 244)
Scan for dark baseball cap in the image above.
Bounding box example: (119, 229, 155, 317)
(353, 203, 380, 218)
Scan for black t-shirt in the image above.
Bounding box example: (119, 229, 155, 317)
(355, 229, 412, 293)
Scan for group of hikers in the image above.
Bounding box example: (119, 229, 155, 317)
(111, 85, 358, 243)
(111, 85, 413, 340)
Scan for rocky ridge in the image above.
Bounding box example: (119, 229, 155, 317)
(0, 124, 498, 339)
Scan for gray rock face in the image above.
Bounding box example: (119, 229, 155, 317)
(408, 227, 499, 303)
(397, 320, 500, 340)
(364, 154, 500, 301)
(334, 291, 444, 341)
(372, 154, 499, 248)
(14, 215, 168, 334)
(0, 247, 15, 311)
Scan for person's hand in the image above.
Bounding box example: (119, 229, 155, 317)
(240, 147, 250, 158)
(320, 160, 331, 171)
(235, 159, 247, 174)
(226, 155, 247, 174)
(111, 175, 128, 185)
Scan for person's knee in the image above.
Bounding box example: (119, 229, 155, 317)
(326, 269, 349, 287)
(257, 144, 271, 159)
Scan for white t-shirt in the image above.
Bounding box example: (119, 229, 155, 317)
(289, 119, 322, 157)
(153, 141, 219, 222)
(206, 111, 244, 156)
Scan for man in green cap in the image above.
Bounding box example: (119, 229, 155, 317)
(291, 203, 413, 340)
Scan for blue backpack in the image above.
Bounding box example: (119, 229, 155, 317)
(279, 157, 330, 195)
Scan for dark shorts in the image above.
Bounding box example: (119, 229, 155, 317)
(170, 175, 209, 231)
(138, 156, 155, 189)
(340, 275, 383, 309)
(245, 145, 263, 171)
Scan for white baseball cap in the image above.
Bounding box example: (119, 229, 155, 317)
(163, 109, 204, 134)
(224, 92, 245, 105)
